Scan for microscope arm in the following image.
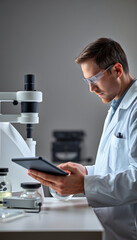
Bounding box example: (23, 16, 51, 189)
(0, 74, 44, 192)
(0, 91, 42, 102)
(0, 113, 39, 124)
(0, 90, 42, 124)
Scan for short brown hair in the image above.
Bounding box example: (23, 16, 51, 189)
(75, 38, 129, 73)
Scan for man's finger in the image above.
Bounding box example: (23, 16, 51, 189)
(28, 169, 60, 183)
(28, 171, 54, 186)
(59, 163, 78, 174)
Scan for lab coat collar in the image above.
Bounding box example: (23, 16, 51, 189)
(118, 79, 137, 110)
(103, 80, 137, 136)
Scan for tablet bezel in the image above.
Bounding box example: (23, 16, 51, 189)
(12, 157, 68, 176)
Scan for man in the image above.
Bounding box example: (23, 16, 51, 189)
(28, 38, 137, 240)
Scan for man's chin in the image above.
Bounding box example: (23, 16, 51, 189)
(101, 97, 111, 103)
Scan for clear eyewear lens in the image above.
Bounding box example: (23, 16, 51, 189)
(83, 64, 114, 85)
(83, 72, 104, 85)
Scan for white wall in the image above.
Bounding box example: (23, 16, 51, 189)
(0, 0, 137, 162)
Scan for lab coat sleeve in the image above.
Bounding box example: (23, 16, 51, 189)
(84, 166, 137, 208)
(85, 165, 95, 175)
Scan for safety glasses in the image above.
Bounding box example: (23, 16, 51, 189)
(83, 64, 114, 85)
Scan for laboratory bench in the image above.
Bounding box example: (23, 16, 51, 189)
(0, 197, 104, 240)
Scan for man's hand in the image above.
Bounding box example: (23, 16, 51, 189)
(28, 162, 87, 195)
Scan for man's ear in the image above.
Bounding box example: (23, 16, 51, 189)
(113, 63, 123, 77)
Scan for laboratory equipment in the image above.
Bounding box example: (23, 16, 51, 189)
(52, 130, 85, 162)
(3, 197, 42, 212)
(20, 182, 42, 199)
(0, 74, 43, 192)
(49, 187, 73, 201)
(0, 209, 25, 222)
(0, 168, 12, 206)
(3, 182, 42, 212)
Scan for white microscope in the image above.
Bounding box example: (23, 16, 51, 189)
(0, 74, 42, 192)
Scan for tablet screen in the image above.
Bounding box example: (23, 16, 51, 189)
(12, 157, 68, 176)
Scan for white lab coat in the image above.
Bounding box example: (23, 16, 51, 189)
(84, 80, 137, 240)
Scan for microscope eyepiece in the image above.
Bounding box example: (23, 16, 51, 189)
(23, 74, 38, 139)
(24, 74, 35, 91)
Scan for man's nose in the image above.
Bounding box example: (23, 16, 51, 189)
(89, 82, 97, 92)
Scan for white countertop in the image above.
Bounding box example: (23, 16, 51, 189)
(0, 197, 104, 239)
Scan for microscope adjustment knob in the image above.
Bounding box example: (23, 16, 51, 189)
(13, 100, 18, 105)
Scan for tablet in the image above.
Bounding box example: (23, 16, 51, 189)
(12, 157, 68, 176)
